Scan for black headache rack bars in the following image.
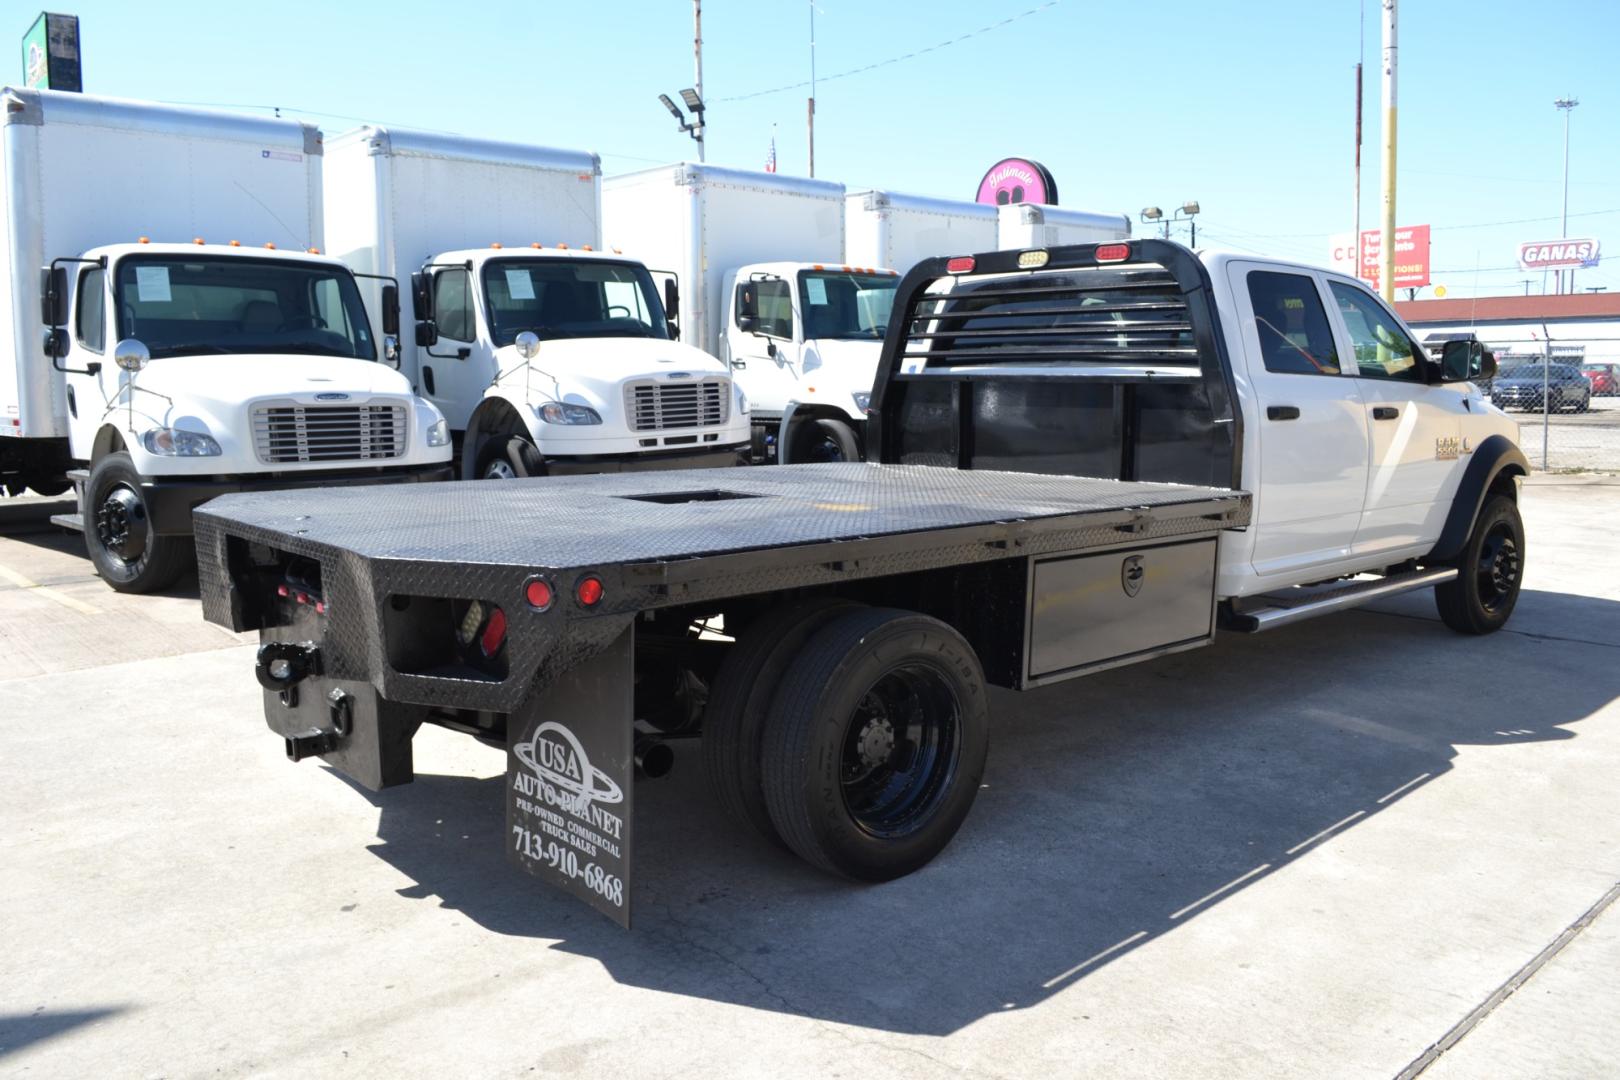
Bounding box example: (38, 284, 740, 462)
(868, 238, 1244, 493)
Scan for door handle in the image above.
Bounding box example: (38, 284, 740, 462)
(731, 359, 747, 369)
(1372, 406, 1400, 420)
(1266, 405, 1300, 421)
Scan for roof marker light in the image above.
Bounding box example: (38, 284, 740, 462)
(229, 240, 241, 247)
(582, 245, 593, 251)
(531, 242, 543, 248)
(557, 242, 570, 250)
(813, 264, 824, 271)
(193, 237, 205, 245)
(307, 247, 320, 254)
(1095, 243, 1131, 263)
(945, 256, 976, 274)
(264, 242, 277, 250)
(137, 236, 149, 244)
(491, 242, 503, 249)
(1017, 250, 1050, 269)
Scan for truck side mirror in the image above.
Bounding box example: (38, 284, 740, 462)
(1439, 339, 1484, 382)
(410, 271, 432, 320)
(1479, 350, 1497, 380)
(415, 320, 439, 348)
(664, 278, 679, 321)
(381, 284, 400, 336)
(40, 265, 67, 327)
(737, 313, 759, 334)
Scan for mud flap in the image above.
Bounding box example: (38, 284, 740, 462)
(506, 623, 635, 927)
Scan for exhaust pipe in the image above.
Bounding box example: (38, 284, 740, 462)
(634, 736, 674, 780)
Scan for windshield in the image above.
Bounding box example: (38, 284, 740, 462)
(797, 270, 899, 340)
(481, 259, 669, 346)
(114, 256, 375, 360)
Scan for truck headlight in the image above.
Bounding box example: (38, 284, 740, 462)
(852, 392, 871, 412)
(141, 426, 222, 456)
(426, 419, 451, 447)
(537, 402, 602, 425)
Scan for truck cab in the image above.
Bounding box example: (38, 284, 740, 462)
(410, 247, 751, 479)
(722, 261, 899, 463)
(46, 242, 452, 591)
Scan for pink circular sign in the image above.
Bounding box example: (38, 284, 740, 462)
(976, 158, 1058, 206)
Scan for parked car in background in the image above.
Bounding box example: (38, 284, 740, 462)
(1490, 362, 1591, 413)
(1581, 363, 1618, 397)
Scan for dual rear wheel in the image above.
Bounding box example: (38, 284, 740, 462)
(703, 601, 990, 881)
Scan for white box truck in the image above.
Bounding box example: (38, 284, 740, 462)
(0, 88, 453, 592)
(323, 127, 749, 480)
(997, 202, 1131, 249)
(604, 163, 899, 464)
(844, 189, 999, 275)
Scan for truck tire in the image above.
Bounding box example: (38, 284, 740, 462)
(789, 418, 859, 463)
(84, 452, 190, 594)
(701, 596, 862, 846)
(476, 434, 544, 479)
(1435, 494, 1524, 635)
(761, 607, 989, 881)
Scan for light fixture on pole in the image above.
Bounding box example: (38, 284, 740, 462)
(1173, 200, 1201, 247)
(1140, 206, 1167, 239)
(658, 89, 706, 161)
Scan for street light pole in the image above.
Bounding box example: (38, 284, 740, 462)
(1555, 97, 1578, 294)
(693, 0, 705, 162)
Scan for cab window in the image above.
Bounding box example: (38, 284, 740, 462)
(1330, 282, 1423, 382)
(737, 278, 793, 339)
(1246, 271, 1339, 375)
(434, 268, 473, 342)
(76, 266, 105, 352)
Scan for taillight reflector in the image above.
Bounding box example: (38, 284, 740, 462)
(524, 577, 553, 611)
(480, 607, 507, 657)
(945, 256, 976, 274)
(1095, 243, 1131, 263)
(576, 575, 604, 608)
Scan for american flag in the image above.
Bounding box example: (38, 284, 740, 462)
(765, 135, 776, 173)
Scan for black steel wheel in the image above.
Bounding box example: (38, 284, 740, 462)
(701, 596, 862, 846)
(1435, 494, 1524, 634)
(788, 417, 859, 464)
(762, 607, 989, 881)
(83, 452, 189, 593)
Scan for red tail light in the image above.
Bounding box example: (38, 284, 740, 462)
(479, 607, 508, 658)
(1095, 243, 1131, 263)
(945, 256, 976, 274)
(524, 577, 554, 611)
(576, 575, 604, 608)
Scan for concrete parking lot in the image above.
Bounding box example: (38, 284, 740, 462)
(2, 479, 1617, 1078)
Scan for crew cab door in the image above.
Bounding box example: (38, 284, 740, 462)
(728, 276, 800, 415)
(1227, 263, 1370, 576)
(420, 266, 489, 431)
(1324, 278, 1466, 556)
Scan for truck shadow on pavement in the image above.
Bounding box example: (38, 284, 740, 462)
(344, 589, 1619, 1036)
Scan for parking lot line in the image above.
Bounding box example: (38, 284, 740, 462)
(0, 561, 102, 615)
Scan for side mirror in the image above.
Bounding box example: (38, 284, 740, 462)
(40, 265, 67, 327)
(114, 338, 150, 373)
(663, 278, 679, 321)
(410, 271, 432, 320)
(381, 284, 401, 336)
(736, 286, 759, 323)
(1439, 339, 1484, 382)
(666, 318, 680, 340)
(737, 313, 759, 334)
(415, 320, 439, 348)
(514, 330, 540, 360)
(41, 326, 68, 358)
(1479, 350, 1498, 380)
(383, 334, 400, 366)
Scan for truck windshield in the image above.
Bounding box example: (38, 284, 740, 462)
(481, 259, 670, 345)
(114, 256, 376, 361)
(798, 271, 898, 340)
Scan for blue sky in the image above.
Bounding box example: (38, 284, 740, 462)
(9, 0, 1618, 296)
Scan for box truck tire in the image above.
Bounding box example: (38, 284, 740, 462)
(788, 417, 859, 464)
(761, 607, 990, 881)
(475, 435, 545, 480)
(84, 453, 190, 593)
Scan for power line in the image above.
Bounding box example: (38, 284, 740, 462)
(712, 1, 1062, 103)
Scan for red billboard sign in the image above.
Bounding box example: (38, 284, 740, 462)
(1330, 225, 1431, 288)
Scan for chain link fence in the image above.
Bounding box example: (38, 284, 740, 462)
(1427, 334, 1620, 472)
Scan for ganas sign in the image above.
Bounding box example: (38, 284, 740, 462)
(1517, 238, 1600, 271)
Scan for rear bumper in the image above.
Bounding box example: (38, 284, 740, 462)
(544, 443, 750, 477)
(145, 463, 456, 535)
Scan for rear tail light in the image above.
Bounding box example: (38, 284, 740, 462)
(524, 576, 554, 611)
(576, 575, 604, 608)
(945, 256, 976, 274)
(1095, 243, 1131, 263)
(479, 607, 508, 658)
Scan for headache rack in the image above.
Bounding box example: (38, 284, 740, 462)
(869, 239, 1243, 493)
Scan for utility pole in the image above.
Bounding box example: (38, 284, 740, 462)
(807, 0, 816, 177)
(1353, 60, 1363, 254)
(693, 0, 705, 162)
(1378, 0, 1397, 302)
(1555, 97, 1579, 294)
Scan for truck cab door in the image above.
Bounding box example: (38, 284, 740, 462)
(728, 276, 799, 416)
(1227, 263, 1370, 577)
(65, 264, 111, 456)
(1324, 279, 1467, 556)
(420, 266, 489, 431)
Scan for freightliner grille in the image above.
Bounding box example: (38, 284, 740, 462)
(251, 402, 408, 464)
(625, 379, 729, 432)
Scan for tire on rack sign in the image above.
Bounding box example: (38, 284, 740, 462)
(1435, 493, 1524, 635)
(701, 595, 863, 846)
(761, 607, 990, 880)
(83, 451, 190, 593)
